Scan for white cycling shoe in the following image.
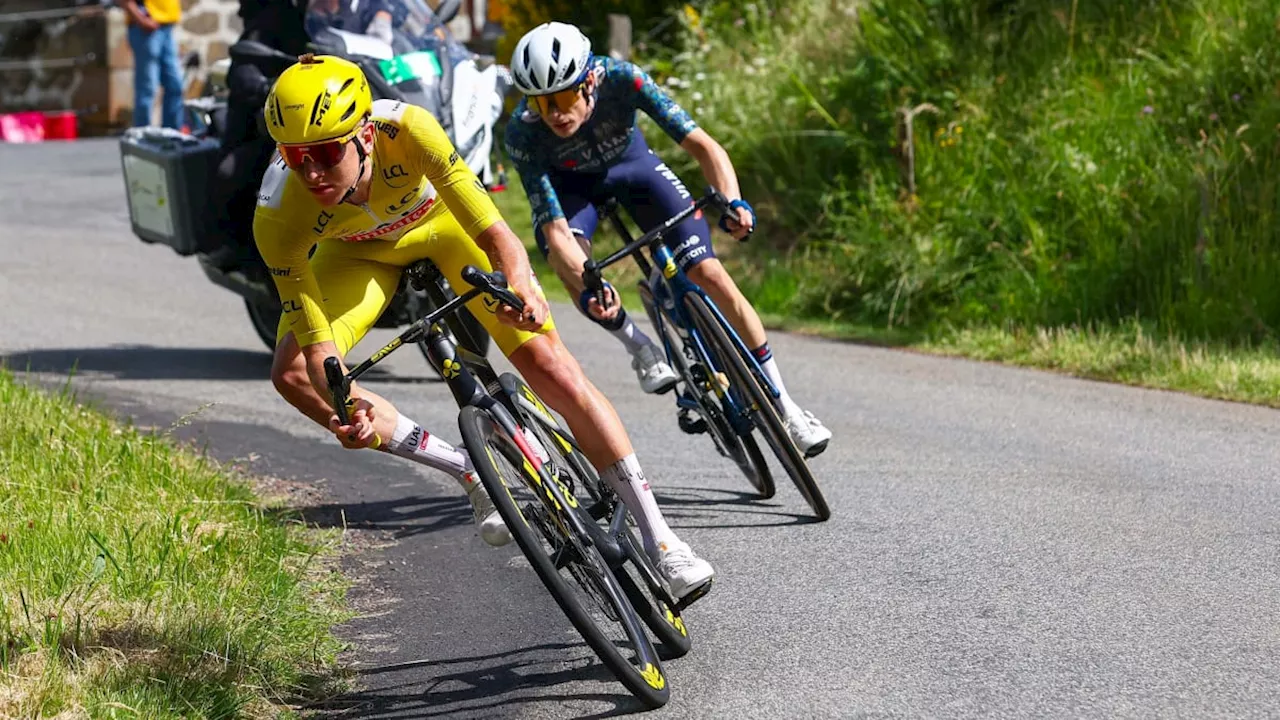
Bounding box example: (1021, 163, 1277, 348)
(784, 408, 832, 458)
(466, 476, 512, 547)
(653, 540, 714, 600)
(631, 343, 679, 395)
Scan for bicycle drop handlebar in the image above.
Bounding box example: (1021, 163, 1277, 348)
(325, 264, 523, 426)
(581, 186, 732, 311)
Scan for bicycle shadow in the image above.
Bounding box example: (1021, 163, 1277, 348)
(652, 486, 822, 528)
(0, 345, 439, 384)
(304, 643, 649, 719)
(274, 494, 473, 541)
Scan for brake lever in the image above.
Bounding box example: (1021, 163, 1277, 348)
(581, 259, 612, 311)
(461, 265, 525, 313)
(323, 356, 351, 426)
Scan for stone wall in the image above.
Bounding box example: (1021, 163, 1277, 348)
(0, 0, 494, 135)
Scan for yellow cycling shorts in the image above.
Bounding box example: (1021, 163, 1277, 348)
(274, 211, 555, 358)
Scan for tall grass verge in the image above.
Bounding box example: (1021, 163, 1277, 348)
(641, 0, 1280, 341)
(0, 369, 351, 718)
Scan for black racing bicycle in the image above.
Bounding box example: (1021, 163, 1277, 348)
(582, 188, 831, 520)
(323, 262, 704, 708)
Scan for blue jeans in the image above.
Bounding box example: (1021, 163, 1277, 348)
(127, 23, 183, 129)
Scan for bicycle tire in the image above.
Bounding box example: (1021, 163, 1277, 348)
(501, 374, 693, 659)
(685, 294, 832, 521)
(639, 283, 775, 498)
(457, 405, 672, 708)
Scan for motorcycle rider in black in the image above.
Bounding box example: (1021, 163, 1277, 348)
(207, 0, 399, 270)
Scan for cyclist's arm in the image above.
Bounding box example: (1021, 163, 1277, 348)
(253, 210, 342, 397)
(403, 104, 504, 239)
(518, 169, 591, 296)
(502, 124, 589, 296)
(626, 61, 749, 211)
(679, 128, 743, 204)
(407, 106, 545, 322)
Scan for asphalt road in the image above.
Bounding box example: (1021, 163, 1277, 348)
(4, 140, 1280, 719)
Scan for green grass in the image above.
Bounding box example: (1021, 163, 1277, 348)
(490, 119, 1280, 404)
(921, 320, 1280, 407)
(625, 0, 1280, 334)
(0, 369, 351, 718)
(489, 125, 1280, 406)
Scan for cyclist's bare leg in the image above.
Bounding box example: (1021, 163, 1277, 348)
(507, 329, 690, 559)
(686, 257, 767, 350)
(688, 258, 797, 406)
(685, 258, 830, 453)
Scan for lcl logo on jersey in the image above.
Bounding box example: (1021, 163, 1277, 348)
(386, 187, 419, 215)
(382, 163, 411, 189)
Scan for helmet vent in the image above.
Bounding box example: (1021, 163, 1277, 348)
(309, 94, 323, 126)
(551, 38, 561, 62)
(339, 102, 356, 123)
(563, 59, 576, 80)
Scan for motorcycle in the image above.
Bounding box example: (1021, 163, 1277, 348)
(118, 0, 508, 365)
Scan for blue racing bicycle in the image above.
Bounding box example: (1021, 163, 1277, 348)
(582, 188, 831, 521)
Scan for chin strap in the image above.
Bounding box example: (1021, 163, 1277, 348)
(340, 140, 369, 204)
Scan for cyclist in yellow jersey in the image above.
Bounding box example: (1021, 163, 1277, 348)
(254, 54, 713, 598)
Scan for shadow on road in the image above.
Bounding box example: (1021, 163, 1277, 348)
(1, 345, 273, 381)
(654, 486, 822, 528)
(304, 643, 647, 719)
(0, 345, 439, 384)
(276, 494, 473, 541)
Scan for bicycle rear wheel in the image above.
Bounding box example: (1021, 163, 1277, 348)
(685, 294, 832, 521)
(639, 282, 775, 498)
(458, 406, 672, 707)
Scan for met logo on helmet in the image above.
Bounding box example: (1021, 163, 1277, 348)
(311, 90, 334, 126)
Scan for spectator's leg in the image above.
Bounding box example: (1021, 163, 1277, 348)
(127, 23, 159, 127)
(156, 25, 185, 130)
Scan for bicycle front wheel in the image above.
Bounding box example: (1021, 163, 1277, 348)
(457, 405, 672, 708)
(640, 281, 774, 498)
(501, 373, 694, 659)
(685, 295, 832, 521)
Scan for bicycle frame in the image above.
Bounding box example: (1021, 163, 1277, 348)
(323, 265, 624, 567)
(585, 190, 783, 432)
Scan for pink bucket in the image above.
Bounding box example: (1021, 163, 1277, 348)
(0, 111, 47, 143)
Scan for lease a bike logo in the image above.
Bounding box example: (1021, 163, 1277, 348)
(341, 196, 434, 242)
(374, 120, 399, 139)
(382, 163, 411, 188)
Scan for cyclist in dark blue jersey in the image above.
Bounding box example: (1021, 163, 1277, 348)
(503, 22, 831, 457)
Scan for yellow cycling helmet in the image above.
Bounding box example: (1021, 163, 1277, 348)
(264, 54, 372, 146)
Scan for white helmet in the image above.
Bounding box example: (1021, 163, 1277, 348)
(510, 22, 592, 95)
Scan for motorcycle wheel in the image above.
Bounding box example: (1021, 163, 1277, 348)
(245, 297, 279, 351)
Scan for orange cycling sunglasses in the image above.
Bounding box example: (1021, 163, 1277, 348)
(530, 80, 587, 117)
(278, 138, 350, 171)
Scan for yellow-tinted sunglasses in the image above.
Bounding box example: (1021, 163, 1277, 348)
(530, 81, 586, 117)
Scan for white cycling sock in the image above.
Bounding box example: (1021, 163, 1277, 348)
(387, 413, 477, 491)
(754, 344, 803, 418)
(601, 453, 679, 558)
(609, 309, 654, 356)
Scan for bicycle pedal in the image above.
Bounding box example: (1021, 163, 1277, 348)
(672, 578, 713, 612)
(678, 409, 707, 435)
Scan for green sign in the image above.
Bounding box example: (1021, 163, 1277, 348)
(380, 51, 443, 85)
